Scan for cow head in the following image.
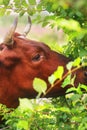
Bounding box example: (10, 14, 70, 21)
(0, 16, 87, 108)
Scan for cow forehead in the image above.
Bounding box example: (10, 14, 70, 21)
(13, 35, 50, 53)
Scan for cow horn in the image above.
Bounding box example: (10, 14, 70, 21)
(23, 16, 32, 37)
(3, 16, 18, 45)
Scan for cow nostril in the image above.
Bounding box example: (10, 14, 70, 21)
(84, 71, 87, 77)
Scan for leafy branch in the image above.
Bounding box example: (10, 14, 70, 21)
(41, 64, 84, 98)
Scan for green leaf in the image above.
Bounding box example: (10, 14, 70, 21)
(76, 11, 83, 18)
(82, 56, 87, 66)
(17, 120, 28, 130)
(70, 94, 81, 101)
(3, 0, 10, 6)
(28, 0, 36, 5)
(66, 87, 77, 93)
(62, 75, 71, 88)
(48, 74, 56, 85)
(19, 98, 33, 111)
(78, 84, 87, 91)
(77, 85, 83, 94)
(71, 75, 76, 86)
(79, 47, 87, 58)
(73, 57, 81, 67)
(21, 0, 28, 6)
(33, 78, 47, 97)
(66, 61, 73, 70)
(48, 66, 64, 85)
(19, 10, 25, 17)
(0, 8, 6, 16)
(54, 66, 64, 79)
(42, 21, 49, 27)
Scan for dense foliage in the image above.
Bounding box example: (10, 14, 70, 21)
(0, 0, 87, 129)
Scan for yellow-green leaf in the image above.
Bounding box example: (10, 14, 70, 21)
(28, 0, 36, 5)
(48, 66, 64, 85)
(54, 66, 64, 79)
(66, 61, 73, 70)
(3, 0, 10, 6)
(33, 78, 47, 97)
(48, 74, 56, 85)
(73, 57, 81, 67)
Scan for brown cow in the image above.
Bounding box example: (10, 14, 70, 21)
(0, 16, 87, 108)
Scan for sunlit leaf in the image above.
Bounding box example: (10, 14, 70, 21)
(48, 74, 56, 85)
(71, 75, 76, 86)
(33, 78, 47, 98)
(48, 66, 64, 85)
(78, 84, 87, 91)
(17, 120, 28, 130)
(19, 98, 33, 111)
(77, 85, 83, 94)
(73, 57, 81, 67)
(54, 66, 64, 79)
(66, 87, 77, 93)
(66, 61, 73, 70)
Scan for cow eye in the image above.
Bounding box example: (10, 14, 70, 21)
(32, 54, 41, 61)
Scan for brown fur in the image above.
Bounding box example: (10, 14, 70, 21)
(0, 32, 87, 108)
